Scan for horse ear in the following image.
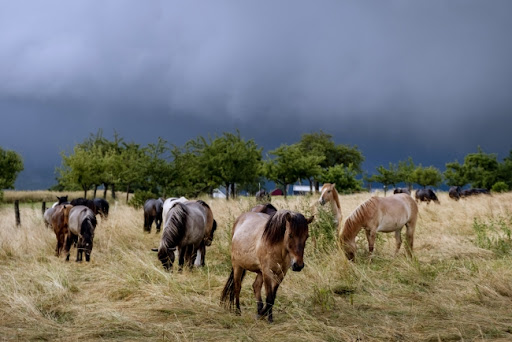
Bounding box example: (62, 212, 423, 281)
(306, 216, 314, 224)
(332, 183, 336, 189)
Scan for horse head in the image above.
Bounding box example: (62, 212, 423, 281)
(284, 213, 314, 272)
(79, 215, 96, 262)
(204, 219, 217, 247)
(157, 246, 176, 270)
(318, 183, 336, 206)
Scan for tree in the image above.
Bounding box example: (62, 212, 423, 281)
(298, 131, 364, 192)
(463, 147, 499, 189)
(58, 146, 98, 198)
(320, 164, 363, 194)
(264, 144, 323, 199)
(444, 161, 467, 187)
(368, 163, 400, 196)
(410, 165, 443, 188)
(397, 157, 415, 190)
(0, 147, 24, 193)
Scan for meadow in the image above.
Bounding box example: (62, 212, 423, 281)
(1, 191, 512, 341)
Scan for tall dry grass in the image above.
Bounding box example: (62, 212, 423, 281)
(1, 192, 512, 341)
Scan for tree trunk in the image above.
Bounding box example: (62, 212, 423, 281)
(314, 180, 320, 192)
(103, 184, 109, 199)
(231, 183, 236, 199)
(283, 183, 288, 199)
(309, 179, 314, 194)
(82, 185, 88, 199)
(112, 184, 116, 199)
(225, 183, 230, 200)
(93, 185, 98, 198)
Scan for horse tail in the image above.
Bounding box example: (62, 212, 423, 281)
(160, 202, 187, 250)
(220, 268, 246, 309)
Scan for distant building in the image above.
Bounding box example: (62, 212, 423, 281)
(212, 188, 226, 198)
(292, 185, 313, 195)
(270, 188, 284, 196)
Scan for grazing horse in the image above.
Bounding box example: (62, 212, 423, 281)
(393, 187, 411, 195)
(43, 207, 56, 228)
(220, 210, 314, 322)
(251, 203, 278, 215)
(93, 198, 110, 218)
(340, 193, 418, 261)
(461, 188, 491, 197)
(144, 198, 164, 233)
(162, 197, 188, 226)
(318, 183, 342, 232)
(156, 200, 216, 270)
(449, 186, 462, 200)
(70, 198, 97, 214)
(51, 204, 73, 257)
(255, 190, 271, 203)
(415, 189, 440, 204)
(52, 195, 69, 208)
(66, 205, 97, 262)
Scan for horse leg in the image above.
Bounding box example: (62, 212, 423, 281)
(77, 236, 83, 262)
(252, 272, 263, 315)
(148, 216, 155, 233)
(394, 229, 402, 256)
(64, 233, 73, 262)
(365, 228, 376, 255)
(233, 266, 245, 315)
(259, 274, 280, 323)
(156, 215, 162, 233)
(405, 223, 415, 257)
(178, 246, 186, 271)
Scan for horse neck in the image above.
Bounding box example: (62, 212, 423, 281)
(329, 190, 341, 219)
(340, 199, 373, 242)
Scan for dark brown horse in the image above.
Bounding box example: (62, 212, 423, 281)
(66, 205, 97, 262)
(70, 198, 97, 215)
(415, 188, 440, 204)
(221, 210, 314, 322)
(93, 198, 110, 218)
(51, 204, 73, 257)
(251, 203, 277, 215)
(144, 198, 164, 233)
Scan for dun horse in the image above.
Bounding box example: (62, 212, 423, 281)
(51, 204, 73, 257)
(340, 193, 418, 261)
(221, 210, 314, 322)
(66, 205, 97, 262)
(250, 203, 277, 215)
(318, 183, 342, 232)
(155, 200, 216, 270)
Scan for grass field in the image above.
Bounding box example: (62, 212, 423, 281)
(1, 191, 512, 341)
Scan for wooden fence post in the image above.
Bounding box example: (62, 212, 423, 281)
(42, 201, 46, 217)
(14, 200, 21, 226)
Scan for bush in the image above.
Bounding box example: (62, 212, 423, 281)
(128, 190, 158, 209)
(492, 181, 509, 193)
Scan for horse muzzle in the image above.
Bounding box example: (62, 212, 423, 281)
(204, 238, 212, 247)
(319, 199, 325, 206)
(291, 262, 304, 272)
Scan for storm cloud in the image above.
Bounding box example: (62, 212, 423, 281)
(1, 1, 511, 189)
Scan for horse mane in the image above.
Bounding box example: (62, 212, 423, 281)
(262, 210, 308, 245)
(161, 202, 188, 249)
(340, 197, 378, 241)
(331, 186, 341, 210)
(80, 211, 97, 236)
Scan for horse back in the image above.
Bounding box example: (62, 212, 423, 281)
(375, 195, 417, 232)
(68, 205, 95, 236)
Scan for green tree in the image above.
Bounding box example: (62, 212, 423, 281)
(117, 142, 150, 202)
(368, 163, 400, 196)
(496, 150, 512, 189)
(397, 157, 415, 190)
(298, 131, 364, 192)
(0, 147, 24, 197)
(58, 146, 99, 198)
(463, 147, 499, 189)
(264, 144, 324, 199)
(320, 164, 363, 194)
(444, 161, 467, 187)
(410, 165, 443, 188)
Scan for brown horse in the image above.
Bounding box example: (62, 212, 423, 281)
(250, 203, 277, 215)
(318, 183, 342, 232)
(220, 210, 314, 322)
(51, 204, 73, 257)
(66, 205, 97, 262)
(340, 193, 418, 261)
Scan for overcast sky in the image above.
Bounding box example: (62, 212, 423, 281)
(1, 1, 511, 189)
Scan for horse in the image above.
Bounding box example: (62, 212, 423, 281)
(70, 198, 97, 214)
(51, 204, 73, 257)
(255, 189, 271, 203)
(93, 198, 110, 218)
(52, 195, 69, 208)
(340, 193, 418, 261)
(318, 183, 342, 232)
(251, 203, 277, 215)
(449, 186, 462, 200)
(143, 198, 164, 233)
(162, 197, 188, 225)
(220, 210, 314, 322)
(43, 207, 56, 228)
(461, 188, 491, 197)
(415, 188, 440, 204)
(155, 200, 216, 270)
(393, 187, 411, 195)
(66, 205, 97, 262)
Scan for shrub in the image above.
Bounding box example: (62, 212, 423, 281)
(128, 190, 158, 209)
(492, 181, 509, 193)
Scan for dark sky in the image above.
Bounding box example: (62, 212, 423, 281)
(1, 1, 511, 189)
